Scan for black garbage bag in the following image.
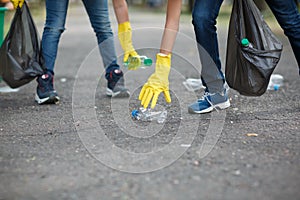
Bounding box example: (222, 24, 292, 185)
(0, 2, 45, 88)
(225, 0, 283, 96)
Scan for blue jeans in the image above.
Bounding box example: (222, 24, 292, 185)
(41, 0, 119, 74)
(192, 0, 300, 93)
(265, 0, 300, 73)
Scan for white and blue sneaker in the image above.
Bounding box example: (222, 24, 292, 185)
(188, 90, 230, 114)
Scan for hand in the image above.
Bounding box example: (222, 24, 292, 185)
(10, 0, 24, 9)
(118, 21, 140, 65)
(139, 53, 172, 109)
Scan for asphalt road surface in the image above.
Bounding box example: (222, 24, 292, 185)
(0, 5, 299, 200)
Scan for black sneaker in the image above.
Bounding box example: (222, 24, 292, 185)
(35, 71, 60, 104)
(105, 69, 130, 98)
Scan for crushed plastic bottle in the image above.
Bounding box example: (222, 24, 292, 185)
(182, 78, 205, 92)
(0, 86, 20, 93)
(131, 107, 167, 124)
(0, 76, 20, 93)
(183, 78, 229, 92)
(267, 74, 283, 91)
(124, 55, 152, 70)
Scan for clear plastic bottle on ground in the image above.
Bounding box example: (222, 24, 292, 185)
(267, 74, 284, 91)
(131, 107, 167, 124)
(182, 78, 229, 92)
(182, 78, 205, 92)
(124, 55, 152, 70)
(0, 76, 20, 93)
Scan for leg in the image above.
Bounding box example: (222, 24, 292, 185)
(188, 0, 230, 114)
(266, 0, 300, 73)
(36, 0, 68, 104)
(192, 0, 225, 93)
(42, 0, 69, 74)
(82, 0, 129, 98)
(82, 0, 119, 72)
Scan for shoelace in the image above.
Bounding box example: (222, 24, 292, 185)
(202, 92, 219, 112)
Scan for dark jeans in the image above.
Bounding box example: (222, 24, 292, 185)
(42, 0, 119, 74)
(192, 0, 300, 93)
(265, 0, 300, 71)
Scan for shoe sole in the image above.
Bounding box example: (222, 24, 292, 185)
(35, 94, 60, 105)
(188, 99, 230, 114)
(106, 88, 130, 98)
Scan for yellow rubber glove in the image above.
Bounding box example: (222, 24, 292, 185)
(118, 21, 140, 68)
(139, 53, 172, 109)
(11, 0, 24, 9)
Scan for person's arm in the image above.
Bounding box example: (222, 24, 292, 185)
(112, 0, 129, 24)
(160, 0, 182, 55)
(139, 0, 182, 109)
(112, 0, 139, 65)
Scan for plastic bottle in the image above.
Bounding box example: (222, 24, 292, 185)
(267, 74, 284, 91)
(182, 78, 205, 92)
(0, 86, 20, 93)
(241, 38, 253, 48)
(131, 107, 167, 124)
(124, 55, 152, 69)
(0, 76, 20, 93)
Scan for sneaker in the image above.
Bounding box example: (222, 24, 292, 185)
(35, 71, 60, 105)
(188, 90, 230, 114)
(105, 69, 130, 98)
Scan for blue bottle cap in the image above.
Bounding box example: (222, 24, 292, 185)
(131, 110, 139, 117)
(274, 85, 279, 91)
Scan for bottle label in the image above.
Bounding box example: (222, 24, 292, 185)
(124, 56, 152, 70)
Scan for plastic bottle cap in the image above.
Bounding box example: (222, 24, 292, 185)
(131, 110, 139, 117)
(144, 58, 152, 66)
(123, 60, 129, 66)
(274, 85, 279, 91)
(241, 38, 249, 46)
